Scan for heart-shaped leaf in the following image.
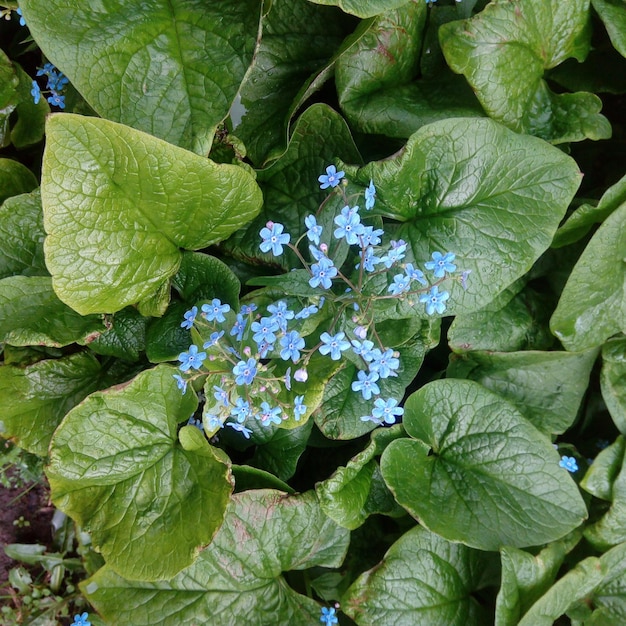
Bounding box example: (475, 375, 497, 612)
(381, 379, 588, 550)
(42, 114, 262, 315)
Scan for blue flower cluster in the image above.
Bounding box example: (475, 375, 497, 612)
(30, 63, 68, 109)
(175, 166, 467, 437)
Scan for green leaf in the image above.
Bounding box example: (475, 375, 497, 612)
(0, 352, 107, 456)
(586, 541, 626, 625)
(601, 338, 626, 434)
(342, 525, 495, 625)
(581, 436, 625, 501)
(0, 158, 37, 204)
(381, 379, 588, 550)
(336, 3, 483, 139)
(145, 302, 194, 363)
(0, 190, 47, 279)
(345, 117, 582, 315)
(316, 425, 406, 529)
(440, 0, 612, 143)
(234, 0, 351, 165)
(46, 365, 233, 580)
(0, 49, 18, 147)
(232, 464, 295, 493)
(0, 276, 104, 347)
(81, 490, 349, 624)
(305, 0, 408, 18)
(447, 348, 598, 435)
(20, 0, 262, 155)
(495, 532, 582, 626)
(550, 202, 626, 351)
(11, 62, 49, 148)
(592, 0, 626, 58)
(88, 308, 148, 361)
(41, 114, 262, 315)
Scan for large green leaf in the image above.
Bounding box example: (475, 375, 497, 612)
(447, 348, 598, 435)
(550, 202, 626, 351)
(81, 490, 349, 625)
(0, 276, 104, 347)
(336, 2, 482, 139)
(41, 114, 262, 315)
(342, 525, 495, 625)
(305, 0, 407, 18)
(581, 436, 625, 501)
(381, 379, 587, 550)
(0, 352, 108, 456)
(592, 0, 626, 58)
(0, 158, 37, 204)
(46, 365, 233, 581)
(601, 339, 626, 434)
(19, 0, 262, 155)
(88, 307, 148, 362)
(440, 0, 611, 143)
(345, 117, 581, 314)
(0, 190, 47, 279)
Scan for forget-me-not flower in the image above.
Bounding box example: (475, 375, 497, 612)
(419, 285, 449, 315)
(305, 214, 323, 245)
(178, 345, 207, 371)
(319, 331, 350, 360)
(425, 251, 457, 278)
(260, 221, 290, 256)
(318, 165, 344, 189)
(202, 299, 231, 323)
(559, 456, 578, 473)
(364, 180, 376, 210)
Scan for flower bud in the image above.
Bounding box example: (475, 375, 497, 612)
(294, 368, 308, 382)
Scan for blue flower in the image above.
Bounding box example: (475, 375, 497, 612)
(47, 72, 69, 92)
(380, 240, 407, 268)
(47, 92, 65, 109)
(319, 331, 350, 360)
(267, 300, 294, 331)
(206, 414, 224, 430)
(359, 246, 382, 273)
(369, 348, 400, 378)
(334, 205, 364, 245)
(178, 345, 207, 372)
(73, 614, 91, 626)
(230, 313, 247, 341)
(240, 303, 257, 315)
(233, 358, 258, 385)
(260, 221, 290, 256)
(173, 374, 188, 393)
(226, 422, 253, 439)
(16, 8, 26, 26)
(309, 244, 326, 262)
(201, 299, 231, 323)
(187, 416, 203, 431)
(294, 395, 306, 420)
(280, 330, 305, 362)
(213, 385, 229, 406)
(251, 316, 279, 346)
(404, 263, 427, 285)
(371, 397, 404, 424)
(559, 455, 578, 473)
(460, 269, 471, 290)
(309, 257, 337, 289)
(231, 398, 251, 423)
(388, 273, 411, 295)
(36, 63, 56, 77)
(425, 251, 457, 278)
(305, 214, 323, 245)
(351, 370, 380, 400)
(203, 330, 224, 349)
(419, 285, 449, 315)
(30, 80, 41, 104)
(318, 165, 344, 189)
(360, 225, 384, 247)
(295, 304, 319, 319)
(351, 338, 375, 361)
(257, 401, 282, 425)
(320, 606, 338, 626)
(181, 306, 198, 329)
(364, 180, 376, 210)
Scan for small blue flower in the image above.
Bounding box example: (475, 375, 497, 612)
(305, 214, 323, 245)
(334, 205, 364, 245)
(351, 370, 380, 400)
(380, 240, 407, 268)
(320, 606, 338, 626)
(240, 303, 257, 315)
(285, 367, 292, 391)
(16, 8, 26, 26)
(226, 422, 253, 438)
(280, 330, 305, 363)
(319, 331, 350, 360)
(178, 345, 207, 372)
(230, 313, 247, 341)
(351, 338, 375, 361)
(260, 221, 290, 256)
(360, 226, 384, 247)
(425, 251, 457, 278)
(203, 330, 224, 349)
(181, 306, 198, 329)
(294, 395, 306, 420)
(359, 246, 382, 273)
(559, 456, 578, 473)
(251, 316, 279, 346)
(213, 385, 229, 406)
(364, 180, 376, 210)
(202, 298, 231, 323)
(404, 263, 427, 285)
(187, 416, 203, 431)
(47, 72, 69, 92)
(47, 92, 65, 109)
(309, 257, 338, 289)
(318, 165, 344, 190)
(73, 614, 91, 626)
(268, 300, 294, 331)
(388, 273, 411, 295)
(419, 285, 449, 315)
(309, 244, 326, 262)
(295, 304, 319, 319)
(231, 398, 251, 423)
(30, 80, 41, 104)
(371, 397, 404, 424)
(233, 358, 258, 385)
(369, 348, 400, 378)
(206, 414, 224, 431)
(360, 413, 383, 425)
(173, 374, 188, 393)
(36, 63, 56, 77)
(257, 401, 282, 425)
